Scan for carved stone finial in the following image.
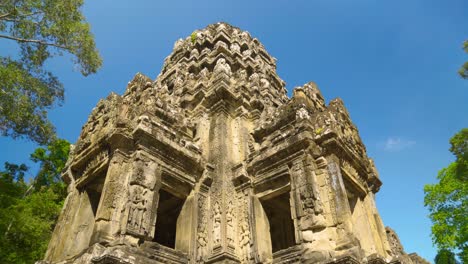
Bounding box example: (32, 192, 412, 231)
(213, 57, 232, 76)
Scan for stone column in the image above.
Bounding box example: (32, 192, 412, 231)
(251, 195, 272, 263)
(195, 186, 210, 263)
(44, 184, 80, 262)
(324, 156, 361, 257)
(363, 192, 392, 258)
(237, 185, 254, 263)
(91, 150, 130, 245)
(291, 155, 326, 234)
(175, 192, 196, 255)
(291, 154, 335, 262)
(206, 104, 240, 262)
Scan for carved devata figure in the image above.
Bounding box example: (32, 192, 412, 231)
(127, 185, 149, 235)
(197, 195, 208, 262)
(213, 201, 222, 246)
(300, 185, 322, 215)
(226, 201, 235, 245)
(298, 185, 326, 230)
(238, 193, 252, 262)
(240, 221, 251, 261)
(197, 225, 207, 261)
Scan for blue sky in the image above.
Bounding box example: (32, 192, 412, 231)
(1, 0, 467, 262)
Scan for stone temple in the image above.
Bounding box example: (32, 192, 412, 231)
(40, 23, 429, 264)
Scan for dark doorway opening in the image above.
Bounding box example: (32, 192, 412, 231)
(153, 189, 186, 248)
(343, 178, 360, 217)
(261, 192, 296, 252)
(347, 191, 358, 216)
(86, 171, 106, 216)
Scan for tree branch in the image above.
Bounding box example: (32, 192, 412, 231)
(0, 13, 11, 19)
(0, 34, 68, 49)
(1, 17, 40, 25)
(16, 11, 44, 18)
(0, 11, 44, 21)
(1, 17, 20, 22)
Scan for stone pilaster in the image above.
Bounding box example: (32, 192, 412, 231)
(121, 150, 161, 243)
(91, 150, 130, 244)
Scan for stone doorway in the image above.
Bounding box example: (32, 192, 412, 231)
(153, 189, 186, 249)
(260, 192, 296, 252)
(86, 175, 105, 217)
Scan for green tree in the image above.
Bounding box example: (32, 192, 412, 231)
(460, 40, 468, 79)
(0, 0, 102, 144)
(0, 162, 28, 209)
(30, 138, 70, 197)
(424, 128, 468, 263)
(435, 249, 459, 264)
(0, 139, 70, 263)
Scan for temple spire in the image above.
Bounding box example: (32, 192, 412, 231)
(41, 23, 429, 264)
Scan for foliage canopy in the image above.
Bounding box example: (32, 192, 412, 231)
(0, 139, 70, 263)
(435, 249, 459, 264)
(0, 0, 102, 144)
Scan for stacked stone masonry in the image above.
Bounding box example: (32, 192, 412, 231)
(39, 23, 428, 264)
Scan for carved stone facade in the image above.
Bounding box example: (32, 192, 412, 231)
(40, 23, 427, 264)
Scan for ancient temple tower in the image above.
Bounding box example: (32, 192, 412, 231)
(41, 23, 428, 264)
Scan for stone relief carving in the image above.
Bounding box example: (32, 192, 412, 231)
(290, 159, 327, 231)
(240, 221, 251, 261)
(199, 67, 210, 85)
(127, 185, 150, 235)
(230, 42, 241, 53)
(300, 185, 323, 215)
(296, 107, 310, 120)
(215, 40, 229, 50)
(213, 201, 222, 246)
(130, 154, 146, 185)
(260, 78, 270, 92)
(226, 201, 235, 246)
(197, 195, 208, 262)
(213, 58, 232, 76)
(191, 48, 199, 58)
(342, 160, 366, 188)
(81, 149, 109, 178)
(238, 69, 247, 82)
(238, 191, 252, 262)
